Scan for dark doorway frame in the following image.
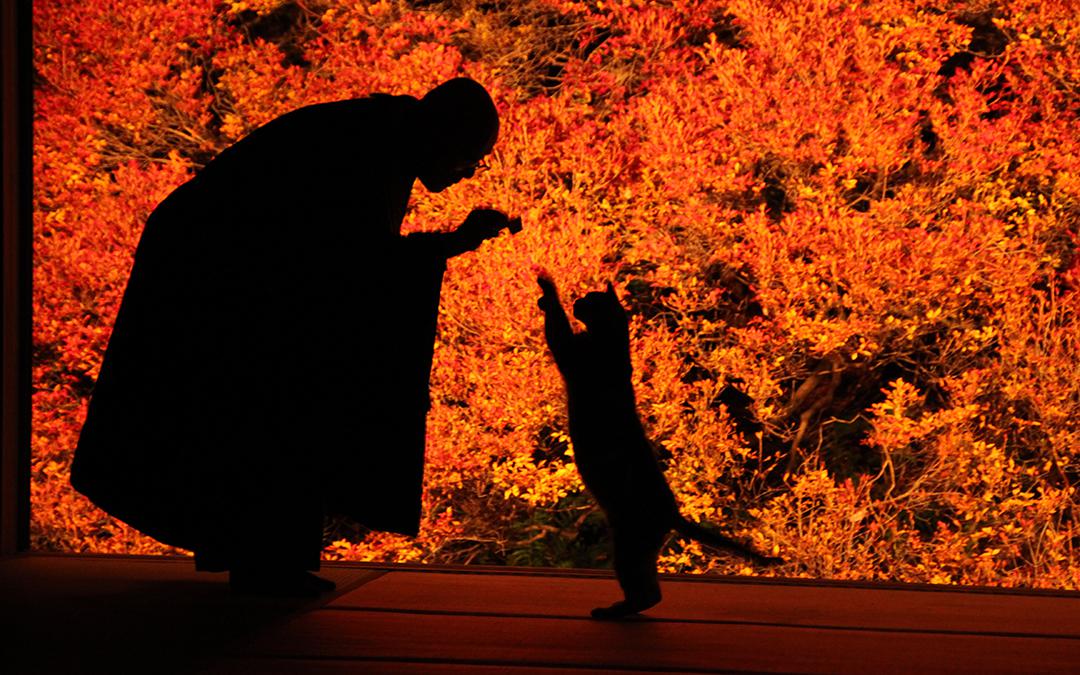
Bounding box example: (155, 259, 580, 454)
(1, 0, 33, 556)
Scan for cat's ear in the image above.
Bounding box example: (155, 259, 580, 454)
(606, 281, 616, 296)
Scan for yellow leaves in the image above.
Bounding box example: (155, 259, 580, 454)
(366, 0, 394, 18)
(33, 0, 1080, 586)
(491, 452, 583, 507)
(875, 378, 922, 418)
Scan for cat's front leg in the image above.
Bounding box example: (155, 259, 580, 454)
(537, 274, 575, 367)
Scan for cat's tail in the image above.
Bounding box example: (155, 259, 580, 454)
(672, 516, 783, 566)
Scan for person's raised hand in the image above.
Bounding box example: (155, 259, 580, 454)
(455, 209, 522, 252)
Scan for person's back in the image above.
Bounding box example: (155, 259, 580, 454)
(73, 78, 513, 595)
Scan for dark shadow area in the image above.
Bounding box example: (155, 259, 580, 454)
(0, 554, 383, 674)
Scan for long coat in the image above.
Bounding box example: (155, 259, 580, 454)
(72, 95, 445, 570)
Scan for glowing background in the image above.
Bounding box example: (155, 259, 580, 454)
(32, 0, 1080, 587)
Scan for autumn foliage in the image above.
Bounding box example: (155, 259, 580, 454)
(33, 0, 1080, 587)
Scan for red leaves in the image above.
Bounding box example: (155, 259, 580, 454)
(33, 0, 1080, 586)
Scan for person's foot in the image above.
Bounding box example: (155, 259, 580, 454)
(229, 569, 336, 597)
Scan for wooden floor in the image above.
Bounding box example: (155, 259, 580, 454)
(2, 554, 1079, 674)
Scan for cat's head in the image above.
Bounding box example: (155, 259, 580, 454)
(572, 282, 628, 333)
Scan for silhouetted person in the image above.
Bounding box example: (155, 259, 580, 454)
(72, 78, 519, 595)
(536, 275, 779, 618)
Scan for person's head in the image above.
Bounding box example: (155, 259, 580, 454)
(413, 78, 499, 192)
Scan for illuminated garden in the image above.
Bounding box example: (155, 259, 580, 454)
(32, 0, 1080, 587)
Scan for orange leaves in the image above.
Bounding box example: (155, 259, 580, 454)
(302, 2, 466, 103)
(32, 0, 1080, 586)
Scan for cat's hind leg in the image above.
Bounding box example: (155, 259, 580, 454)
(590, 595, 660, 620)
(592, 525, 664, 619)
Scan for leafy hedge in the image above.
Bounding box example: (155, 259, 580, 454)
(33, 0, 1080, 587)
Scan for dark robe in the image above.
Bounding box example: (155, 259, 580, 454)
(72, 94, 446, 570)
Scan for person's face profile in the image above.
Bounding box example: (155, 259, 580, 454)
(412, 83, 499, 193)
(448, 154, 489, 182)
(418, 144, 493, 193)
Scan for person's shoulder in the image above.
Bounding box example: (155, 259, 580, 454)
(199, 92, 421, 176)
(222, 95, 420, 148)
(290, 93, 420, 122)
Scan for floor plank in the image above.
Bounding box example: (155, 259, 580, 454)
(330, 569, 1080, 638)
(232, 607, 1080, 674)
(208, 658, 714, 674)
(5, 555, 1080, 674)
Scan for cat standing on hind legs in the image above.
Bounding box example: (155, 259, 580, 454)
(537, 274, 781, 619)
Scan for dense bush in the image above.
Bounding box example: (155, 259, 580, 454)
(33, 0, 1080, 587)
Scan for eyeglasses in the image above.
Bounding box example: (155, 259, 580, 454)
(452, 157, 491, 180)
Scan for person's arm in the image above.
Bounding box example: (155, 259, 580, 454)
(537, 274, 575, 371)
(406, 208, 522, 259)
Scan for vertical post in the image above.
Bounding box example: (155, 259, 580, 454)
(2, 0, 32, 555)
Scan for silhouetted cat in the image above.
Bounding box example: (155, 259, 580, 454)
(537, 276, 781, 619)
